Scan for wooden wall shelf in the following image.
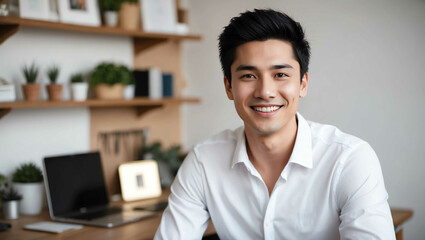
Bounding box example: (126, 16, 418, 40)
(0, 97, 200, 119)
(0, 16, 201, 49)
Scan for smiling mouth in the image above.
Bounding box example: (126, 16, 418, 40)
(251, 105, 283, 113)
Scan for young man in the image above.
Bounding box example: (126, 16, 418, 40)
(155, 9, 395, 239)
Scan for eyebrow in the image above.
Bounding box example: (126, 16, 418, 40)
(235, 64, 294, 72)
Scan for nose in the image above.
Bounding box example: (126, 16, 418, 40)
(254, 76, 276, 99)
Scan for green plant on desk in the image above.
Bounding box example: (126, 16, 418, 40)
(0, 173, 22, 201)
(12, 163, 43, 183)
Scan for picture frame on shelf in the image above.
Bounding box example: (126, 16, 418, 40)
(58, 0, 100, 26)
(140, 0, 177, 33)
(19, 0, 50, 21)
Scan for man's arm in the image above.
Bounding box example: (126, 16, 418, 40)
(336, 142, 395, 239)
(154, 150, 210, 240)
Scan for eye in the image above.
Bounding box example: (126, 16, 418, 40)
(275, 73, 287, 78)
(240, 74, 256, 80)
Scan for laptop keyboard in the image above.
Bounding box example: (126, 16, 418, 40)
(71, 207, 122, 220)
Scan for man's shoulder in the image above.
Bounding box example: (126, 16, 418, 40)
(307, 120, 367, 150)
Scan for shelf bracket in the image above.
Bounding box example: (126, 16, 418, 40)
(0, 108, 11, 119)
(136, 105, 162, 117)
(134, 38, 167, 54)
(0, 23, 21, 44)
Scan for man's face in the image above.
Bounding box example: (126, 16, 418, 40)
(224, 39, 308, 136)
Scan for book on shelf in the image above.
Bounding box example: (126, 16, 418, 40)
(134, 68, 174, 99)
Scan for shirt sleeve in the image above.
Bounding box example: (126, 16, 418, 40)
(154, 150, 210, 240)
(336, 142, 396, 240)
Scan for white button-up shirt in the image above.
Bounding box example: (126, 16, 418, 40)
(155, 113, 395, 240)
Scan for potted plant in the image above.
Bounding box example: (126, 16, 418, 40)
(99, 0, 121, 27)
(70, 73, 88, 101)
(119, 65, 135, 99)
(0, 174, 22, 219)
(119, 0, 139, 30)
(141, 142, 186, 187)
(21, 63, 40, 101)
(46, 65, 62, 101)
(12, 163, 44, 215)
(89, 62, 129, 100)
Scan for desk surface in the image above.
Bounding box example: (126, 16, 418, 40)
(0, 189, 413, 240)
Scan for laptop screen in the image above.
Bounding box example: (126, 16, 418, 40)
(44, 152, 109, 217)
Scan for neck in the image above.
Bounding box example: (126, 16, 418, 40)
(245, 115, 298, 172)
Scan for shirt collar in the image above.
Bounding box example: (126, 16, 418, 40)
(230, 112, 313, 170)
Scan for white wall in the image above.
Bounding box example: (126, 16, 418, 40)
(0, 28, 133, 175)
(182, 0, 425, 239)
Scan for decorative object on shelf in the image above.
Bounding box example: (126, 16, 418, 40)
(12, 163, 44, 215)
(21, 62, 40, 101)
(99, 0, 120, 27)
(119, 0, 139, 30)
(48, 0, 59, 21)
(141, 141, 186, 187)
(120, 65, 135, 100)
(162, 73, 173, 97)
(0, 78, 16, 102)
(140, 0, 177, 33)
(70, 73, 88, 101)
(134, 67, 162, 99)
(46, 65, 62, 101)
(18, 0, 50, 21)
(57, 0, 100, 26)
(89, 62, 133, 100)
(0, 173, 22, 220)
(0, 3, 9, 16)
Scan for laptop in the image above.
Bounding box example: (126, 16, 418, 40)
(43, 152, 156, 228)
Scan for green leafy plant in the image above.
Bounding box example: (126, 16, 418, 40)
(70, 73, 84, 83)
(142, 142, 186, 175)
(99, 0, 121, 11)
(22, 63, 39, 84)
(89, 62, 133, 87)
(117, 65, 135, 85)
(47, 65, 60, 84)
(12, 163, 43, 183)
(0, 174, 22, 201)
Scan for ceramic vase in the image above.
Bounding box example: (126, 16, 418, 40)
(13, 182, 44, 215)
(104, 11, 118, 27)
(71, 82, 88, 101)
(119, 3, 139, 30)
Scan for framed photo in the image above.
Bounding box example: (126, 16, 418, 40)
(19, 0, 50, 21)
(118, 160, 162, 201)
(58, 0, 100, 26)
(140, 0, 177, 33)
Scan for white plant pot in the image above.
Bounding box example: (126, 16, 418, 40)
(71, 82, 88, 101)
(124, 84, 135, 100)
(104, 11, 118, 27)
(13, 182, 44, 215)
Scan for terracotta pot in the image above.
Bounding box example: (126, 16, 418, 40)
(94, 84, 124, 99)
(22, 84, 40, 101)
(46, 84, 63, 101)
(119, 2, 139, 30)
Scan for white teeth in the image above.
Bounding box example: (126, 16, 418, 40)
(253, 106, 280, 112)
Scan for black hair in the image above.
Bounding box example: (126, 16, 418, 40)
(218, 9, 310, 86)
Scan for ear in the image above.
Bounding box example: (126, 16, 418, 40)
(299, 73, 309, 98)
(224, 77, 234, 100)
